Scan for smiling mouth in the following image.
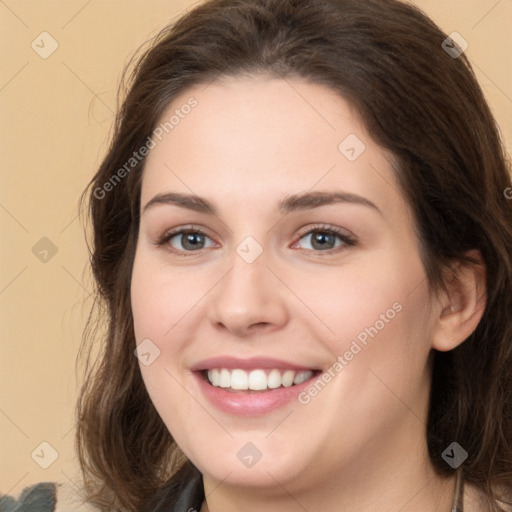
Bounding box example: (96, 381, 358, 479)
(203, 368, 320, 392)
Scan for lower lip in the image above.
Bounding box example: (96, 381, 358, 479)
(193, 372, 316, 416)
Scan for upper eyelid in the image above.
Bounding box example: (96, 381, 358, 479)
(295, 223, 354, 238)
(162, 224, 215, 238)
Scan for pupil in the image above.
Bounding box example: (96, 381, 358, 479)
(183, 233, 204, 250)
(312, 232, 334, 250)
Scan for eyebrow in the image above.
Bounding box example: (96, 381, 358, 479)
(279, 191, 381, 215)
(142, 190, 381, 216)
(143, 192, 217, 215)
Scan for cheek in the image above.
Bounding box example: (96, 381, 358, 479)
(130, 251, 208, 342)
(291, 250, 434, 400)
(288, 252, 428, 344)
(130, 261, 201, 441)
(291, 270, 434, 454)
(131, 254, 184, 397)
(130, 251, 217, 419)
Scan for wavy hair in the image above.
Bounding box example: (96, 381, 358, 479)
(76, 0, 512, 510)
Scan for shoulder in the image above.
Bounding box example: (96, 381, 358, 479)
(54, 482, 98, 512)
(0, 482, 98, 512)
(140, 462, 204, 512)
(0, 482, 56, 512)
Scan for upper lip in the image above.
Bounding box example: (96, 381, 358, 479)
(190, 356, 320, 372)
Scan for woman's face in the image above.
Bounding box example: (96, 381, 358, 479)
(131, 75, 440, 497)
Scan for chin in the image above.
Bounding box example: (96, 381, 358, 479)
(183, 431, 317, 492)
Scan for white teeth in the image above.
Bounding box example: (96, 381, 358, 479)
(206, 368, 314, 390)
(230, 369, 248, 390)
(248, 369, 267, 390)
(281, 370, 295, 387)
(219, 368, 231, 388)
(267, 369, 282, 389)
(208, 369, 219, 386)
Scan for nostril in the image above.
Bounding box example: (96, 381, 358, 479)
(247, 322, 273, 331)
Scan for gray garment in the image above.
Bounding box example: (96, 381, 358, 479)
(0, 483, 56, 512)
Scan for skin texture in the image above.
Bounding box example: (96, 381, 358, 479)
(131, 75, 486, 512)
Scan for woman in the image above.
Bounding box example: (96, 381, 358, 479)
(3, 0, 511, 510)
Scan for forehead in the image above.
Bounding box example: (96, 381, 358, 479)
(141, 75, 405, 218)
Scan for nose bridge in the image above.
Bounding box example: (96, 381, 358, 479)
(207, 236, 289, 334)
(223, 241, 271, 305)
(220, 230, 269, 290)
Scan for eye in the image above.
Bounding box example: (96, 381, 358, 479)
(293, 225, 356, 252)
(159, 228, 216, 253)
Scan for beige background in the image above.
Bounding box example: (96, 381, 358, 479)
(1, 0, 511, 497)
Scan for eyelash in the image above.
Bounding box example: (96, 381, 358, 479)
(155, 225, 217, 257)
(293, 224, 356, 253)
(156, 223, 356, 257)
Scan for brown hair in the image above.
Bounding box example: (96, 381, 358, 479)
(77, 0, 512, 510)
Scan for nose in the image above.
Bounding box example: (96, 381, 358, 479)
(206, 247, 289, 338)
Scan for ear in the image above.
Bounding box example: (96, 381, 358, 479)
(431, 250, 487, 352)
